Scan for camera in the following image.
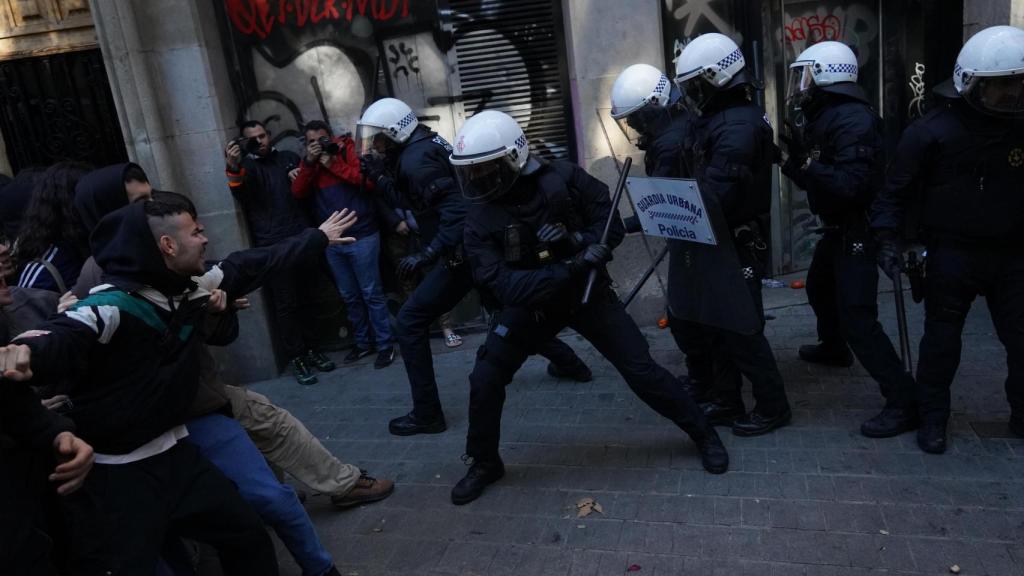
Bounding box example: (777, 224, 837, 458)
(317, 136, 340, 156)
(231, 136, 261, 154)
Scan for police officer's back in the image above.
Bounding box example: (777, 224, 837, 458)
(870, 25, 1024, 453)
(673, 33, 790, 436)
(779, 41, 917, 440)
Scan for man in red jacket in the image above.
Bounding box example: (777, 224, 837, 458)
(292, 121, 395, 368)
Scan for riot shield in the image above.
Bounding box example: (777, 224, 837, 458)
(627, 176, 762, 335)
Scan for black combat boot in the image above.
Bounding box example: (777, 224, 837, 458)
(700, 399, 746, 427)
(692, 427, 729, 474)
(732, 406, 792, 437)
(917, 422, 947, 454)
(861, 405, 919, 438)
(451, 456, 505, 505)
(798, 342, 854, 367)
(389, 412, 447, 436)
(547, 360, 593, 382)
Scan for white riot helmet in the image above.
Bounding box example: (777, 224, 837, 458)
(449, 110, 529, 203)
(356, 97, 418, 156)
(610, 63, 677, 145)
(674, 33, 746, 114)
(786, 41, 858, 99)
(953, 25, 1024, 117)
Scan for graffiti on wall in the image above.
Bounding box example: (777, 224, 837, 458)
(217, 0, 573, 160)
(662, 0, 744, 69)
(907, 61, 926, 119)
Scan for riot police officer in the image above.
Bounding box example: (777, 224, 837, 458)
(871, 25, 1024, 453)
(780, 41, 917, 439)
(609, 63, 723, 402)
(356, 98, 592, 437)
(449, 110, 728, 505)
(673, 33, 791, 435)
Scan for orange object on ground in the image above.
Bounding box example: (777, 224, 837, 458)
(791, 280, 806, 289)
(657, 317, 669, 329)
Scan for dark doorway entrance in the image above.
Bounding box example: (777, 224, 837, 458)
(0, 48, 127, 173)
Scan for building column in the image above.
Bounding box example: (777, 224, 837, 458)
(89, 0, 278, 382)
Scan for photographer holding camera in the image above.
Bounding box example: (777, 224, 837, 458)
(291, 120, 396, 369)
(226, 120, 337, 385)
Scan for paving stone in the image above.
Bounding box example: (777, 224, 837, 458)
(246, 288, 1021, 575)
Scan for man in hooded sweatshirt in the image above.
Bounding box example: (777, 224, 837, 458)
(0, 197, 278, 574)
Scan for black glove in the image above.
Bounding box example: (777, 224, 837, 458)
(779, 120, 808, 166)
(565, 243, 612, 276)
(874, 229, 904, 281)
(536, 222, 568, 243)
(398, 246, 439, 280)
(359, 153, 387, 182)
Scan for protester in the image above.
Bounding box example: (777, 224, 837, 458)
(1, 197, 279, 575)
(15, 161, 92, 293)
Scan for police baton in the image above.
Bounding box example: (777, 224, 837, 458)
(623, 244, 669, 308)
(892, 270, 914, 375)
(582, 156, 631, 305)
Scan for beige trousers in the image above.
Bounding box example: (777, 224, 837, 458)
(225, 385, 360, 496)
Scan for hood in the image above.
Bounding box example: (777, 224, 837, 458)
(92, 201, 194, 296)
(74, 163, 139, 234)
(0, 170, 39, 241)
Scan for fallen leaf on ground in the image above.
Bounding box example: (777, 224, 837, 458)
(950, 565, 961, 574)
(576, 497, 604, 518)
(879, 529, 889, 535)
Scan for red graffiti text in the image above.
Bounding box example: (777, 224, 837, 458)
(784, 15, 843, 44)
(226, 0, 410, 39)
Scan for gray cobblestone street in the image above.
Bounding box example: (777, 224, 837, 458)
(250, 282, 1024, 576)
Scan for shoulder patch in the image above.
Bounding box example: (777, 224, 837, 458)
(433, 135, 453, 152)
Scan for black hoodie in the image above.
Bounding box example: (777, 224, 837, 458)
(16, 202, 236, 454)
(74, 163, 140, 236)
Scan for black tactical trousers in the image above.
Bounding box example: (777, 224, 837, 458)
(465, 288, 711, 461)
(397, 263, 586, 420)
(916, 241, 1024, 424)
(806, 231, 916, 407)
(704, 273, 790, 415)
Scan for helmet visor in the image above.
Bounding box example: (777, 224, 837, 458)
(964, 74, 1024, 117)
(355, 124, 392, 157)
(786, 64, 814, 102)
(613, 105, 670, 144)
(677, 76, 715, 115)
(454, 158, 520, 203)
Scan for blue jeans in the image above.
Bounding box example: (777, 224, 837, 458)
(185, 414, 333, 576)
(325, 232, 393, 350)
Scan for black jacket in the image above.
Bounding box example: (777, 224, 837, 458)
(390, 127, 467, 255)
(464, 160, 624, 307)
(1, 383, 73, 450)
(644, 110, 692, 178)
(687, 98, 774, 227)
(17, 202, 237, 454)
(782, 94, 882, 225)
(230, 150, 309, 246)
(871, 98, 1024, 242)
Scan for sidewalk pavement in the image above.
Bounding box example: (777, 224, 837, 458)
(249, 276, 1024, 576)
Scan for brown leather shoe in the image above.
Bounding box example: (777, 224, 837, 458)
(330, 471, 395, 508)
